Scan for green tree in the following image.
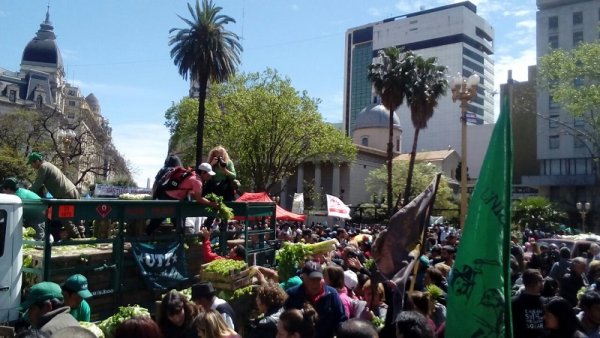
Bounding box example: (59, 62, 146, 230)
(165, 69, 356, 192)
(538, 42, 600, 167)
(365, 161, 458, 221)
(368, 48, 415, 216)
(403, 55, 448, 204)
(169, 0, 242, 167)
(512, 196, 567, 232)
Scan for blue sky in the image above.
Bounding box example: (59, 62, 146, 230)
(0, 0, 537, 187)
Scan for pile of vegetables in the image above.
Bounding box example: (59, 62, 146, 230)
(372, 316, 385, 330)
(118, 193, 152, 200)
(275, 239, 338, 281)
(205, 193, 235, 220)
(80, 321, 105, 338)
(426, 284, 444, 301)
(232, 285, 255, 300)
(97, 305, 150, 338)
(204, 259, 248, 276)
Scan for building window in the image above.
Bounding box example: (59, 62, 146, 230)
(0, 210, 6, 256)
(573, 11, 583, 25)
(574, 117, 585, 127)
(549, 16, 558, 29)
(396, 138, 400, 152)
(67, 112, 75, 119)
(36, 95, 43, 108)
(9, 90, 16, 102)
(361, 137, 368, 146)
(573, 31, 584, 46)
(69, 101, 76, 107)
(574, 137, 586, 149)
(549, 114, 559, 128)
(68, 90, 75, 96)
(549, 96, 560, 109)
(548, 35, 559, 49)
(549, 135, 560, 149)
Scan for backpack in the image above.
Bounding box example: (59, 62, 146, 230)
(157, 166, 193, 192)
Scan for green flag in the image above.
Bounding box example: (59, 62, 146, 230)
(446, 94, 513, 338)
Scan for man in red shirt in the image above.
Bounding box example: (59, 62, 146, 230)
(146, 163, 219, 235)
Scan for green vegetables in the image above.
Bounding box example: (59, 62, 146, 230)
(232, 285, 255, 300)
(275, 239, 338, 281)
(426, 284, 444, 301)
(364, 259, 376, 270)
(204, 259, 248, 276)
(97, 305, 150, 338)
(205, 193, 235, 220)
(80, 321, 105, 338)
(372, 316, 385, 330)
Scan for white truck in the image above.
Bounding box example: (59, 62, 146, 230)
(0, 193, 23, 324)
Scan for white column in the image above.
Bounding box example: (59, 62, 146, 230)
(297, 165, 304, 192)
(332, 164, 340, 197)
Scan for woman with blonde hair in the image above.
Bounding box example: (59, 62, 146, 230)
(194, 309, 241, 338)
(206, 145, 237, 201)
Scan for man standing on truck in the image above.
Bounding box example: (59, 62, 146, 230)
(28, 152, 79, 199)
(1, 177, 45, 240)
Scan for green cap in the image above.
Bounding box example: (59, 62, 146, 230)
(28, 152, 43, 164)
(62, 274, 93, 299)
(19, 282, 64, 311)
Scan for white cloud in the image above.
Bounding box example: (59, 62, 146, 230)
(516, 20, 536, 30)
(111, 123, 171, 187)
(503, 9, 531, 17)
(368, 7, 381, 17)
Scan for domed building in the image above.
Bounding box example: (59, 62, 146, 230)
(351, 103, 402, 152)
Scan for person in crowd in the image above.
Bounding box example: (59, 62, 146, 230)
(157, 290, 198, 338)
(408, 291, 436, 333)
(191, 282, 237, 330)
(577, 289, 600, 337)
(195, 309, 241, 338)
(440, 245, 455, 266)
(336, 318, 379, 338)
(549, 247, 571, 280)
(61, 274, 92, 322)
(146, 163, 219, 235)
(527, 242, 543, 270)
(543, 297, 586, 338)
(19, 282, 80, 336)
(114, 316, 163, 338)
(284, 261, 347, 338)
(541, 276, 559, 298)
(559, 257, 589, 307)
(205, 145, 237, 201)
(395, 311, 434, 338)
(200, 228, 245, 262)
(1, 177, 45, 240)
(324, 264, 353, 318)
(27, 152, 82, 238)
(590, 244, 600, 262)
(360, 279, 388, 324)
(247, 282, 288, 338)
(152, 154, 182, 198)
(277, 304, 319, 338)
(424, 266, 447, 294)
(511, 269, 545, 338)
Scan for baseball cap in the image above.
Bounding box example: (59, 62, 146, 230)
(301, 261, 323, 279)
(62, 274, 93, 299)
(1, 177, 18, 191)
(197, 163, 216, 176)
(19, 282, 64, 311)
(344, 270, 358, 290)
(27, 152, 43, 164)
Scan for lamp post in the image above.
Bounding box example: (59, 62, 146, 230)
(576, 201, 591, 233)
(57, 128, 76, 175)
(451, 73, 480, 229)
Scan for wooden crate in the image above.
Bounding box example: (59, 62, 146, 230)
(198, 263, 252, 290)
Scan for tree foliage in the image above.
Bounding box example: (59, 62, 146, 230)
(365, 161, 458, 220)
(165, 69, 356, 192)
(512, 196, 567, 232)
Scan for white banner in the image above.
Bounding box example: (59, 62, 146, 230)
(326, 194, 351, 219)
(291, 193, 304, 214)
(94, 184, 152, 197)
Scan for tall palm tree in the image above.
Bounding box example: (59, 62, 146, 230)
(368, 48, 415, 216)
(402, 56, 448, 204)
(169, 0, 242, 167)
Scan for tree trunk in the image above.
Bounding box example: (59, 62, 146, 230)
(196, 76, 209, 168)
(403, 128, 421, 206)
(387, 108, 394, 218)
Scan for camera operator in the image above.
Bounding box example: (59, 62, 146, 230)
(206, 145, 237, 201)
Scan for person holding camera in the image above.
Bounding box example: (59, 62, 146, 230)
(206, 146, 237, 201)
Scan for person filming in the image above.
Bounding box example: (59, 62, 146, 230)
(206, 146, 237, 201)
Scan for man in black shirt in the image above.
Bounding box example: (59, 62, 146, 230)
(512, 269, 545, 338)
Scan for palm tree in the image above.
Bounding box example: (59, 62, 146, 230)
(402, 56, 448, 204)
(169, 0, 242, 167)
(368, 48, 415, 216)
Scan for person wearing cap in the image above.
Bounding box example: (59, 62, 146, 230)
(146, 162, 219, 235)
(61, 274, 93, 322)
(19, 281, 80, 335)
(284, 261, 347, 338)
(1, 177, 46, 240)
(190, 282, 237, 330)
(28, 152, 79, 199)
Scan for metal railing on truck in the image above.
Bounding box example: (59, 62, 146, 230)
(21, 199, 276, 320)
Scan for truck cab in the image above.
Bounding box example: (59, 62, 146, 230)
(0, 193, 23, 324)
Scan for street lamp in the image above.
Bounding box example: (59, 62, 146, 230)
(57, 128, 76, 173)
(576, 201, 591, 233)
(451, 72, 480, 229)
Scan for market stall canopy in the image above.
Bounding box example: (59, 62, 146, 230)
(236, 192, 306, 222)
